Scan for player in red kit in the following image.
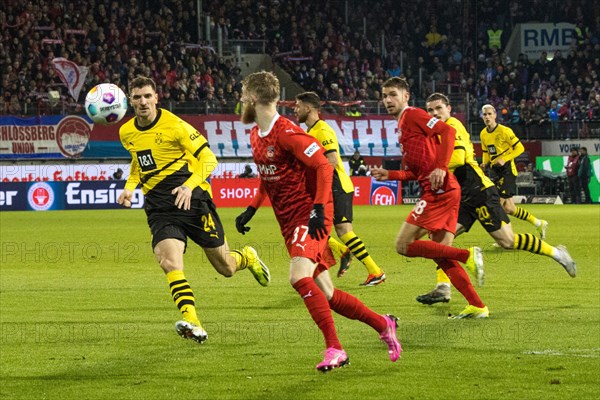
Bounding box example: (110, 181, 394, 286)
(372, 77, 489, 319)
(235, 71, 401, 371)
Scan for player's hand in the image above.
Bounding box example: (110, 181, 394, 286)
(172, 185, 193, 210)
(480, 162, 488, 170)
(307, 204, 327, 240)
(370, 167, 389, 181)
(118, 189, 133, 208)
(493, 157, 506, 167)
(428, 168, 447, 191)
(235, 206, 256, 235)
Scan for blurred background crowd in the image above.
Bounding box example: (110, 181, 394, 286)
(1, 0, 599, 135)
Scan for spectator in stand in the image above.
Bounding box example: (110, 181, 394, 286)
(578, 147, 593, 204)
(238, 164, 257, 178)
(3, 0, 600, 121)
(565, 148, 581, 204)
(112, 168, 124, 180)
(349, 150, 366, 176)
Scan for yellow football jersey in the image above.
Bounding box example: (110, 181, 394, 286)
(447, 117, 494, 194)
(307, 119, 354, 194)
(480, 123, 522, 177)
(120, 109, 216, 210)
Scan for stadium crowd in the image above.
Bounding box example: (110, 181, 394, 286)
(1, 0, 599, 128)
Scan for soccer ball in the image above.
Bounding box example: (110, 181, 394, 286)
(85, 83, 128, 125)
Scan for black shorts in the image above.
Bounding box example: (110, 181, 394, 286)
(332, 185, 354, 225)
(458, 186, 510, 233)
(147, 197, 225, 250)
(490, 167, 516, 198)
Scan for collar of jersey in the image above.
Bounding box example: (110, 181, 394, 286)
(258, 113, 280, 138)
(134, 109, 162, 131)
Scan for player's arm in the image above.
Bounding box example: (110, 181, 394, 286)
(433, 120, 456, 170)
(179, 128, 218, 189)
(480, 132, 490, 168)
(447, 121, 469, 172)
(283, 130, 333, 239)
(496, 129, 524, 166)
(175, 124, 218, 210)
(118, 132, 139, 207)
(235, 181, 265, 235)
(315, 125, 340, 168)
(371, 167, 416, 181)
(421, 113, 456, 190)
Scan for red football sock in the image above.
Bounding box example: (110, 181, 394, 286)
(293, 277, 341, 350)
(406, 240, 469, 263)
(328, 288, 387, 333)
(437, 259, 485, 308)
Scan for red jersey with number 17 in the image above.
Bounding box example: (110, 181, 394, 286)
(398, 106, 459, 193)
(250, 114, 334, 238)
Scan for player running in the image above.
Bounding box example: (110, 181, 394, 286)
(235, 72, 401, 372)
(372, 77, 488, 319)
(480, 104, 548, 238)
(117, 76, 270, 344)
(378, 93, 577, 305)
(294, 91, 386, 286)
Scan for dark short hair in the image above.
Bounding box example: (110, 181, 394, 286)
(426, 92, 450, 105)
(295, 91, 321, 109)
(382, 76, 410, 91)
(581, 147, 588, 152)
(129, 75, 157, 94)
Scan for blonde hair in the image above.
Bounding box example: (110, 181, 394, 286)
(481, 104, 496, 113)
(242, 71, 280, 105)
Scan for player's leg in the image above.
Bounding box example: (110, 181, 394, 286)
(503, 197, 548, 239)
(334, 191, 384, 284)
(490, 224, 576, 277)
(204, 242, 270, 286)
(315, 269, 401, 361)
(336, 222, 385, 286)
(154, 236, 208, 343)
(416, 201, 477, 305)
(397, 221, 472, 264)
(191, 198, 270, 286)
(328, 236, 352, 277)
(429, 230, 487, 318)
(290, 256, 348, 371)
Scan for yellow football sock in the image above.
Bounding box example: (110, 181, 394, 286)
(230, 249, 247, 271)
(340, 231, 382, 275)
(514, 233, 554, 257)
(436, 267, 451, 285)
(512, 207, 540, 227)
(328, 237, 348, 259)
(166, 270, 201, 326)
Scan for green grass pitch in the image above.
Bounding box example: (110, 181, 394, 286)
(1, 205, 599, 399)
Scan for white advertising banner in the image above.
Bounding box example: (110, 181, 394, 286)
(521, 23, 578, 60)
(1, 164, 130, 182)
(541, 139, 600, 156)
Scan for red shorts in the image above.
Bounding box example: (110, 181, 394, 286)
(406, 188, 460, 234)
(284, 223, 336, 273)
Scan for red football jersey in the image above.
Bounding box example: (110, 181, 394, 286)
(249, 114, 333, 238)
(398, 106, 458, 193)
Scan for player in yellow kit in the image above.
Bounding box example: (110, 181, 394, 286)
(480, 104, 548, 239)
(294, 91, 386, 286)
(413, 94, 576, 304)
(117, 76, 270, 343)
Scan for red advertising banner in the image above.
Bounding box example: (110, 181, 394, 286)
(210, 176, 401, 208)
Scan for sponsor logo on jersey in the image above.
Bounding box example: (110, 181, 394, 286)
(304, 142, 320, 157)
(426, 117, 439, 129)
(257, 164, 277, 175)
